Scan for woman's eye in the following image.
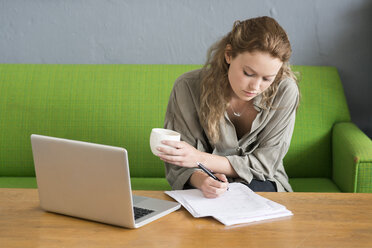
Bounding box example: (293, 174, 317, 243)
(243, 71, 253, 77)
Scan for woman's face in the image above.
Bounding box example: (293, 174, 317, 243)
(225, 49, 283, 102)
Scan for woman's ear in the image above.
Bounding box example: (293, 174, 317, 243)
(225, 44, 232, 64)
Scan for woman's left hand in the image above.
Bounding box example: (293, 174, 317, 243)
(156, 140, 202, 168)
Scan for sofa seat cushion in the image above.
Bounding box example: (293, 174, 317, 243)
(131, 177, 171, 190)
(0, 177, 38, 188)
(0, 177, 172, 191)
(1, 177, 340, 192)
(289, 178, 341, 192)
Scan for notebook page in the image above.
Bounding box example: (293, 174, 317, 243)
(166, 183, 272, 217)
(214, 209, 293, 226)
(187, 183, 271, 217)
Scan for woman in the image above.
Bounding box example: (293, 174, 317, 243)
(157, 16, 299, 198)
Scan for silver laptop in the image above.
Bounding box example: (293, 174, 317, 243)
(30, 134, 180, 228)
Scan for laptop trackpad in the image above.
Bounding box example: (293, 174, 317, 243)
(132, 195, 148, 205)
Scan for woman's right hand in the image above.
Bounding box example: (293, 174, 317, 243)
(189, 170, 229, 198)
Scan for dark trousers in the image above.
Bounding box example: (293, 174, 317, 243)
(242, 179, 277, 192)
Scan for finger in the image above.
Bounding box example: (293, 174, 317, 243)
(161, 140, 183, 149)
(207, 181, 228, 195)
(202, 186, 219, 198)
(157, 146, 180, 156)
(204, 192, 219, 199)
(207, 177, 226, 188)
(159, 157, 172, 164)
(203, 186, 225, 198)
(215, 173, 228, 183)
(215, 186, 228, 195)
(158, 154, 182, 163)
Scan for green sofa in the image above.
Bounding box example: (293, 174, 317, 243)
(1, 64, 371, 192)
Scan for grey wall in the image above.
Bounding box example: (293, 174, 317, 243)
(1, 0, 371, 137)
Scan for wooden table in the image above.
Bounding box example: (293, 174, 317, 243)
(1, 189, 371, 248)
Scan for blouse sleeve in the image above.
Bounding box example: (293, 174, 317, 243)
(226, 80, 299, 185)
(163, 74, 205, 190)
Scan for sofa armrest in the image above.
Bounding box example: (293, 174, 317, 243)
(332, 122, 372, 192)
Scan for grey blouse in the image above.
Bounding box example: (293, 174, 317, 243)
(163, 69, 299, 192)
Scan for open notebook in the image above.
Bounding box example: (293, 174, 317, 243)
(165, 182, 292, 226)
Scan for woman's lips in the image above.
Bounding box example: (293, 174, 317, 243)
(243, 90, 257, 97)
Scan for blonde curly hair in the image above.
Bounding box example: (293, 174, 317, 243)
(199, 16, 298, 144)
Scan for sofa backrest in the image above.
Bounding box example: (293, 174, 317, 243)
(0, 64, 350, 179)
(284, 66, 350, 178)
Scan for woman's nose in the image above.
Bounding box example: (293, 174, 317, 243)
(249, 77, 261, 91)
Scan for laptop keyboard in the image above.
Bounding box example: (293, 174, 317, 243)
(133, 206, 155, 220)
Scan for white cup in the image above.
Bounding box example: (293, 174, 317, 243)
(150, 128, 181, 156)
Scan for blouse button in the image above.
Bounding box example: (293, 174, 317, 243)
(236, 147, 243, 155)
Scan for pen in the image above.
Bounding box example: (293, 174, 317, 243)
(196, 162, 224, 183)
